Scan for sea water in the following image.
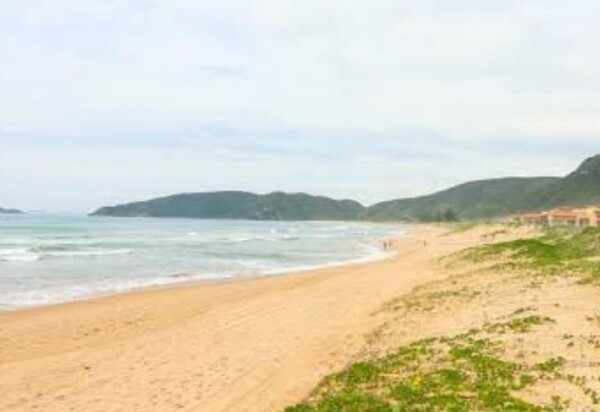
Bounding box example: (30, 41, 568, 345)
(0, 214, 404, 310)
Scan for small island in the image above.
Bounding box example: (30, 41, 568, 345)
(0, 207, 23, 214)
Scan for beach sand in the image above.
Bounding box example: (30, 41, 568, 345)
(0, 224, 520, 412)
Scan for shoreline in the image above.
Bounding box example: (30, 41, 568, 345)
(0, 223, 489, 412)
(0, 244, 399, 318)
(0, 232, 402, 314)
(0, 217, 405, 313)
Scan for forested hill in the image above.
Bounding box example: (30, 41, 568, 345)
(92, 154, 600, 222)
(365, 177, 559, 221)
(91, 191, 365, 221)
(366, 154, 600, 221)
(535, 154, 600, 209)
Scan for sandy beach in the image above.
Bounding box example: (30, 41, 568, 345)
(0, 224, 533, 411)
(4, 1, 598, 409)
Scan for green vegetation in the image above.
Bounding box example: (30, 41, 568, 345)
(537, 154, 600, 209)
(282, 224, 600, 411)
(366, 177, 559, 222)
(284, 319, 567, 412)
(463, 227, 600, 283)
(484, 316, 555, 334)
(383, 287, 480, 313)
(535, 357, 565, 374)
(91, 191, 365, 221)
(425, 208, 460, 223)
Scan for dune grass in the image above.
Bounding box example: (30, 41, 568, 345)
(283, 227, 600, 412)
(284, 316, 568, 412)
(463, 227, 600, 283)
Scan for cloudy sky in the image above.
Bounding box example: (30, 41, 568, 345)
(1, 0, 599, 212)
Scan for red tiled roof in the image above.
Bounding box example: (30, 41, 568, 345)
(518, 205, 600, 222)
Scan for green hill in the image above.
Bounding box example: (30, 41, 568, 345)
(367, 154, 600, 221)
(366, 177, 559, 221)
(91, 191, 365, 221)
(91, 154, 600, 222)
(537, 155, 600, 209)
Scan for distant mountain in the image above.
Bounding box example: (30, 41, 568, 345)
(367, 154, 600, 221)
(91, 191, 365, 221)
(0, 207, 23, 214)
(91, 154, 600, 222)
(366, 177, 559, 221)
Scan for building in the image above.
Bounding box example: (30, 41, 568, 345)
(516, 206, 600, 229)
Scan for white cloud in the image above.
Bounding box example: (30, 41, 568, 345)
(0, 1, 599, 210)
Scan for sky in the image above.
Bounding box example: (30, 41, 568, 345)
(1, 1, 599, 212)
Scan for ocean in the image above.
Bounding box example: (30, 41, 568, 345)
(0, 214, 404, 310)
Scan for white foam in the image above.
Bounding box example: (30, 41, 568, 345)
(0, 218, 408, 311)
(0, 272, 235, 310)
(0, 247, 31, 255)
(0, 248, 40, 262)
(261, 246, 397, 276)
(0, 243, 399, 311)
(41, 249, 133, 258)
(0, 248, 133, 262)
